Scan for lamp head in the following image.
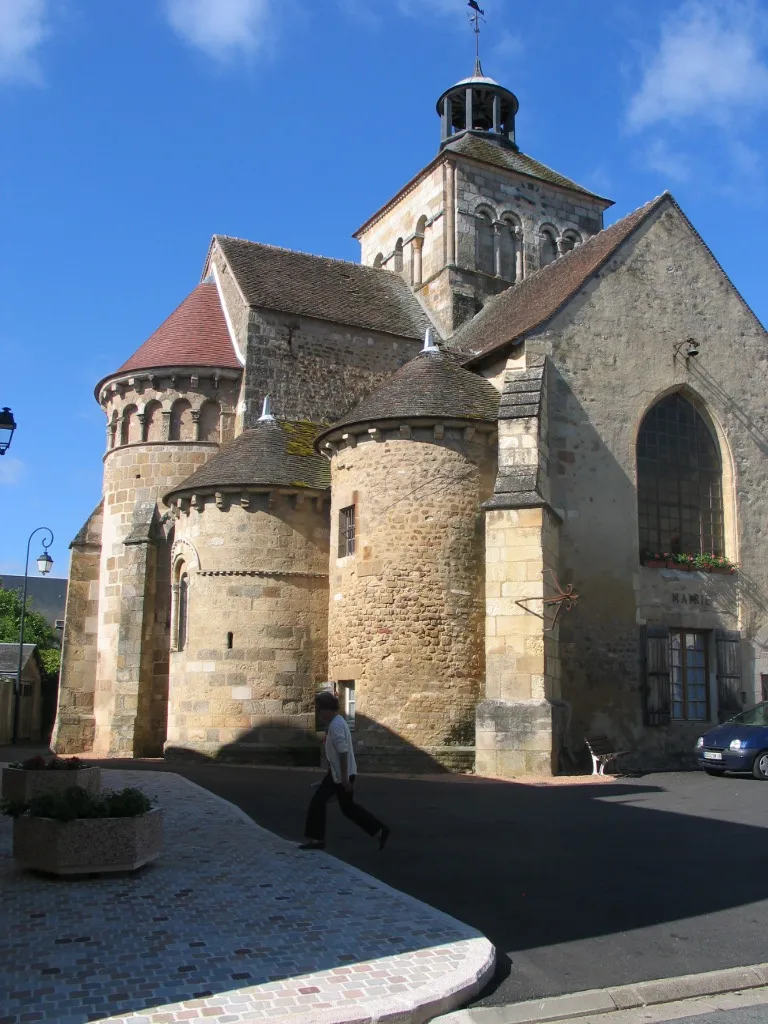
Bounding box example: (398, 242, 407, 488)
(36, 550, 53, 576)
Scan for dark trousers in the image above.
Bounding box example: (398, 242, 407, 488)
(304, 772, 384, 843)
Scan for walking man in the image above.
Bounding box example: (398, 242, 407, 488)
(300, 691, 390, 851)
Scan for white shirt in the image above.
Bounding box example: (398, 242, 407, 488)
(325, 714, 357, 783)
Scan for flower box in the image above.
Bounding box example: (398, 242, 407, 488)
(1, 765, 101, 804)
(12, 807, 163, 875)
(667, 560, 693, 571)
(708, 566, 735, 575)
(643, 559, 667, 568)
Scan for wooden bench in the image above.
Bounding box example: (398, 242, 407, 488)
(585, 736, 630, 776)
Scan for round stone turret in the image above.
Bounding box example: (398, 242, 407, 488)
(162, 415, 330, 762)
(437, 63, 519, 150)
(317, 343, 500, 772)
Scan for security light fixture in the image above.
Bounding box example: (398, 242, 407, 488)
(0, 407, 16, 455)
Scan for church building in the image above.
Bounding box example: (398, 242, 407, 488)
(53, 58, 768, 775)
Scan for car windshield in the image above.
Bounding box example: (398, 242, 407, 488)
(728, 704, 768, 727)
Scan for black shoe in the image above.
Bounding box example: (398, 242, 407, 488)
(298, 840, 325, 851)
(378, 826, 390, 851)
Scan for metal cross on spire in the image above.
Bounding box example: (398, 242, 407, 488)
(467, 0, 486, 76)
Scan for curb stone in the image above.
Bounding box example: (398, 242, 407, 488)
(435, 961, 768, 1023)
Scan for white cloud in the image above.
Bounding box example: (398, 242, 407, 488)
(627, 1, 768, 131)
(645, 139, 691, 182)
(0, 457, 25, 485)
(0, 0, 49, 84)
(163, 0, 271, 60)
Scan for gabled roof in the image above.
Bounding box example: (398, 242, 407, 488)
(164, 418, 330, 503)
(455, 194, 670, 364)
(98, 283, 241, 392)
(0, 643, 38, 678)
(317, 349, 499, 443)
(213, 236, 433, 341)
(443, 133, 612, 202)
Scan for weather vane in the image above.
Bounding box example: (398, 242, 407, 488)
(467, 0, 486, 74)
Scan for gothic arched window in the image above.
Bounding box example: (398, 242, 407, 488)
(637, 393, 724, 558)
(539, 228, 558, 268)
(475, 208, 495, 275)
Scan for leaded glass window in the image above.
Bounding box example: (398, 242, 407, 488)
(637, 394, 724, 557)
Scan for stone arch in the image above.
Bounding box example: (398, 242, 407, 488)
(108, 409, 119, 449)
(559, 229, 582, 254)
(412, 215, 429, 286)
(393, 238, 404, 273)
(475, 205, 495, 275)
(635, 388, 732, 560)
(120, 404, 140, 446)
(198, 400, 221, 443)
(144, 400, 163, 442)
(169, 399, 194, 441)
(539, 225, 559, 268)
(373, 253, 384, 269)
(499, 212, 522, 282)
(171, 537, 201, 573)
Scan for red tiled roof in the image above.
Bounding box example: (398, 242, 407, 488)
(457, 194, 670, 364)
(102, 283, 241, 386)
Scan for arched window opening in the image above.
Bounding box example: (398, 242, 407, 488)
(637, 393, 724, 559)
(120, 405, 138, 446)
(373, 253, 384, 269)
(198, 400, 221, 443)
(539, 229, 558, 268)
(108, 410, 119, 450)
(144, 400, 163, 442)
(393, 238, 404, 273)
(177, 570, 189, 652)
(169, 399, 194, 441)
(499, 216, 519, 281)
(560, 231, 582, 255)
(475, 209, 495, 275)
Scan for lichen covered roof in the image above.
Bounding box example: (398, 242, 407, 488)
(214, 236, 433, 340)
(164, 419, 330, 501)
(444, 133, 611, 202)
(455, 194, 670, 364)
(318, 350, 500, 440)
(99, 283, 240, 393)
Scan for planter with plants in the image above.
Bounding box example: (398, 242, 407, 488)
(694, 553, 737, 575)
(642, 553, 669, 568)
(1, 755, 101, 803)
(666, 554, 696, 571)
(3, 786, 163, 875)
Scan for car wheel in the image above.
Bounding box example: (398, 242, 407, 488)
(752, 752, 768, 780)
(704, 768, 726, 776)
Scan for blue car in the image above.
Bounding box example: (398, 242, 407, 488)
(697, 702, 768, 779)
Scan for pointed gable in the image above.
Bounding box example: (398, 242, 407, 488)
(455, 195, 670, 365)
(105, 282, 241, 384)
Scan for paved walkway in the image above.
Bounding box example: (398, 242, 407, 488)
(1, 768, 494, 1024)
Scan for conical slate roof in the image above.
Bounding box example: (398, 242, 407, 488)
(317, 350, 499, 443)
(97, 283, 241, 392)
(164, 419, 329, 503)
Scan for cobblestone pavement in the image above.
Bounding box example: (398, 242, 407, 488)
(0, 769, 494, 1024)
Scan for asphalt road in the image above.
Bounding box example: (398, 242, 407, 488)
(97, 761, 768, 1007)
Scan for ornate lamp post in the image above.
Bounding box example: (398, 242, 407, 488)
(12, 527, 54, 745)
(0, 407, 16, 455)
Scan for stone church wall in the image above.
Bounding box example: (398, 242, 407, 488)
(327, 428, 496, 771)
(166, 493, 329, 761)
(532, 203, 768, 766)
(240, 311, 422, 426)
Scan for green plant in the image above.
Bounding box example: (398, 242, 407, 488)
(669, 553, 695, 567)
(694, 552, 736, 571)
(1, 786, 153, 822)
(9, 755, 85, 771)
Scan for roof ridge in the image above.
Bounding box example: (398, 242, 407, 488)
(215, 235, 397, 278)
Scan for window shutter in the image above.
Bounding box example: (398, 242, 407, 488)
(643, 625, 671, 726)
(716, 630, 742, 721)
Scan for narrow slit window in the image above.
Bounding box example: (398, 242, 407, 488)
(339, 680, 356, 727)
(338, 505, 356, 558)
(177, 572, 189, 652)
(226, 631, 234, 650)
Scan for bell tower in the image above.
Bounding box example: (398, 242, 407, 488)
(355, 43, 612, 337)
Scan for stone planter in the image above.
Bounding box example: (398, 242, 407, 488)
(1, 765, 101, 803)
(12, 807, 163, 875)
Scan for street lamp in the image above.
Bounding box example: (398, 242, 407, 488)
(12, 527, 54, 746)
(0, 407, 16, 455)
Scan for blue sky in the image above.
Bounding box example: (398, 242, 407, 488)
(1, 0, 768, 577)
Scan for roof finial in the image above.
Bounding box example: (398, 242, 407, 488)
(421, 327, 440, 354)
(259, 396, 275, 421)
(467, 0, 486, 76)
